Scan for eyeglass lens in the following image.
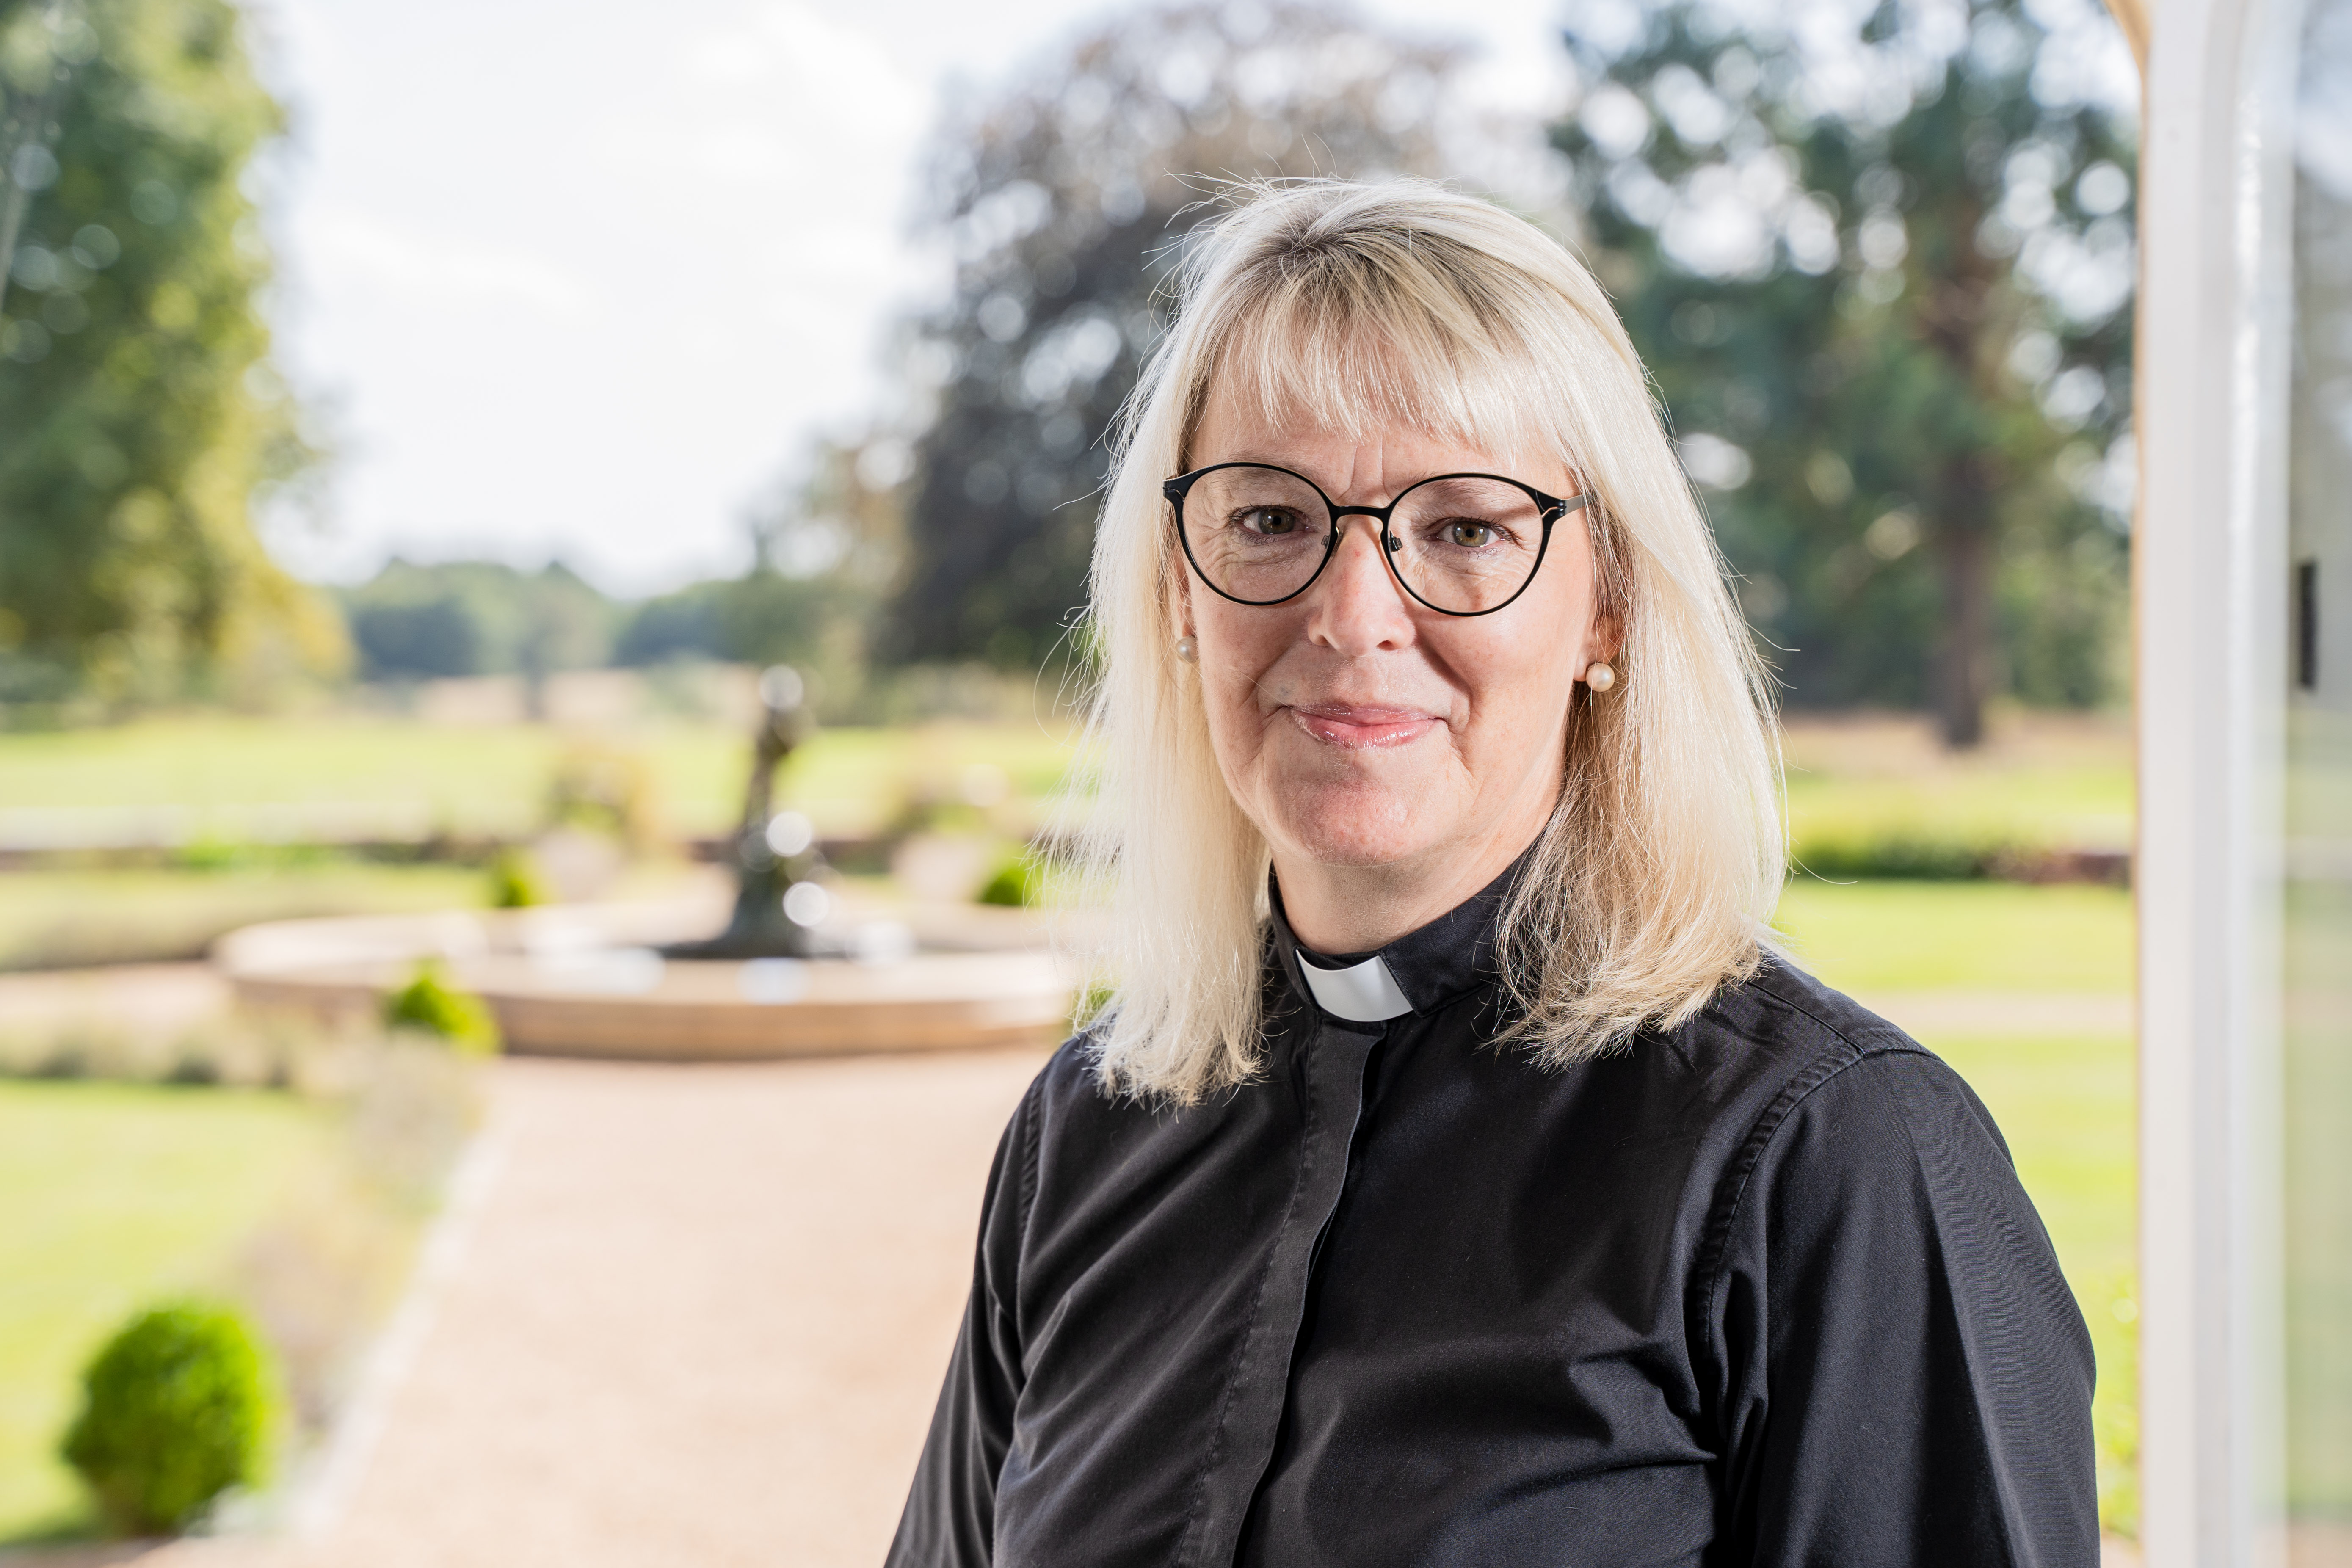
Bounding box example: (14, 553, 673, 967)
(1179, 465, 1547, 614)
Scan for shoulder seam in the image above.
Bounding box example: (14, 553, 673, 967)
(1017, 1063, 1048, 1248)
(1739, 966, 1932, 1056)
(989, 1059, 1055, 1335)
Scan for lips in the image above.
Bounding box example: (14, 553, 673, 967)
(1287, 703, 1442, 749)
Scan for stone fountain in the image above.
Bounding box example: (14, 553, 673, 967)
(215, 668, 1076, 1060)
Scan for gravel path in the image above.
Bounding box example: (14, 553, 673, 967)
(3, 988, 2137, 1568)
(99, 1049, 1043, 1568)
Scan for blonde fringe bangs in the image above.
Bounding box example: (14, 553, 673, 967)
(1066, 179, 1784, 1104)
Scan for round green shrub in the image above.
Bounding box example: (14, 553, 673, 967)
(976, 853, 1043, 908)
(486, 845, 551, 909)
(62, 1302, 276, 1537)
(383, 961, 502, 1055)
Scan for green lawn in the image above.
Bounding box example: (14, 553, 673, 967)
(0, 716, 644, 834)
(1781, 711, 2134, 859)
(1774, 878, 2135, 992)
(0, 713, 1087, 844)
(0, 1082, 335, 1542)
(0, 714, 1090, 969)
(1783, 763, 2134, 857)
(0, 709, 2122, 854)
(0, 864, 492, 971)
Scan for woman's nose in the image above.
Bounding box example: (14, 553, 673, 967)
(1307, 516, 1415, 652)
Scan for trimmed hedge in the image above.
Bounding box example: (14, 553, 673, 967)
(1791, 830, 2130, 885)
(63, 1302, 276, 1536)
(976, 853, 1044, 908)
(1792, 831, 2005, 881)
(486, 845, 551, 909)
(384, 961, 502, 1054)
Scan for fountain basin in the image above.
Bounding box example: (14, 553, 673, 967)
(215, 896, 1079, 1060)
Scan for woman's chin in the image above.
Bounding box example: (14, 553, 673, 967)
(1260, 787, 1443, 871)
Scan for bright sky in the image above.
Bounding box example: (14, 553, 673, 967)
(247, 0, 1577, 597)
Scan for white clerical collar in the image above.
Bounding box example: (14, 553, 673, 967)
(1296, 951, 1415, 1023)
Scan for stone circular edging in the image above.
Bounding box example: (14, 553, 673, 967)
(213, 898, 1079, 1061)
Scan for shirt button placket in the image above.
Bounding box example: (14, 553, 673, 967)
(1188, 1018, 1382, 1568)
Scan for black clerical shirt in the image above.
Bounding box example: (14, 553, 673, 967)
(888, 866, 2098, 1566)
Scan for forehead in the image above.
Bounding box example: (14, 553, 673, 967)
(1190, 378, 1528, 488)
(1187, 362, 1573, 500)
(1182, 299, 1563, 486)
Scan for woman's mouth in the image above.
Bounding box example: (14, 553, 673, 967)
(1287, 704, 1441, 749)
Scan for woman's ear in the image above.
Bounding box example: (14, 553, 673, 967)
(1587, 608, 1624, 667)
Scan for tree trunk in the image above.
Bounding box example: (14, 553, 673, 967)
(1935, 525, 1993, 748)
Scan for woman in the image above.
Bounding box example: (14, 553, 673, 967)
(889, 180, 2095, 1566)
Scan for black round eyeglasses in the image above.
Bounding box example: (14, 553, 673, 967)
(1164, 462, 1591, 617)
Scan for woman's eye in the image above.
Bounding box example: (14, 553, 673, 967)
(1240, 508, 1299, 536)
(1445, 521, 1496, 549)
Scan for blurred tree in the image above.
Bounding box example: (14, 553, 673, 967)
(342, 560, 613, 685)
(614, 574, 831, 671)
(1553, 0, 2137, 744)
(345, 585, 480, 679)
(617, 435, 903, 709)
(0, 0, 337, 705)
(883, 0, 1507, 670)
(611, 583, 721, 668)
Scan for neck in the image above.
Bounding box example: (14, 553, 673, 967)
(1275, 818, 1544, 954)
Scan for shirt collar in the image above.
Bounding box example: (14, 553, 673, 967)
(1291, 950, 1416, 1022)
(1268, 845, 1534, 1023)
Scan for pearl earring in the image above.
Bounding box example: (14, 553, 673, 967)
(1175, 635, 1198, 663)
(1584, 661, 1617, 693)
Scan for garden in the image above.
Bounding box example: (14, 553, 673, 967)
(0, 0, 2154, 1550)
(0, 701, 2139, 1543)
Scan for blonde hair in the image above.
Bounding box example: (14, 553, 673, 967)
(1068, 179, 1783, 1103)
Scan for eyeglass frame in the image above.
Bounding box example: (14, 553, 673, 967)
(1162, 461, 1593, 618)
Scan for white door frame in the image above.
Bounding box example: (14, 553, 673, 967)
(2138, 0, 2302, 1557)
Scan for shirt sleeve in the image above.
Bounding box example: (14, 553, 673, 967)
(886, 1079, 1038, 1568)
(1707, 1047, 2100, 1567)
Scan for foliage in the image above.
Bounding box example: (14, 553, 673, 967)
(343, 446, 889, 709)
(883, 0, 1505, 670)
(1793, 830, 2004, 881)
(613, 567, 831, 672)
(340, 559, 614, 684)
(1551, 0, 2137, 743)
(0, 0, 338, 706)
(167, 834, 329, 873)
(611, 580, 727, 668)
(60, 1300, 273, 1535)
(610, 441, 904, 715)
(976, 851, 1043, 908)
(381, 962, 500, 1055)
(485, 845, 548, 909)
